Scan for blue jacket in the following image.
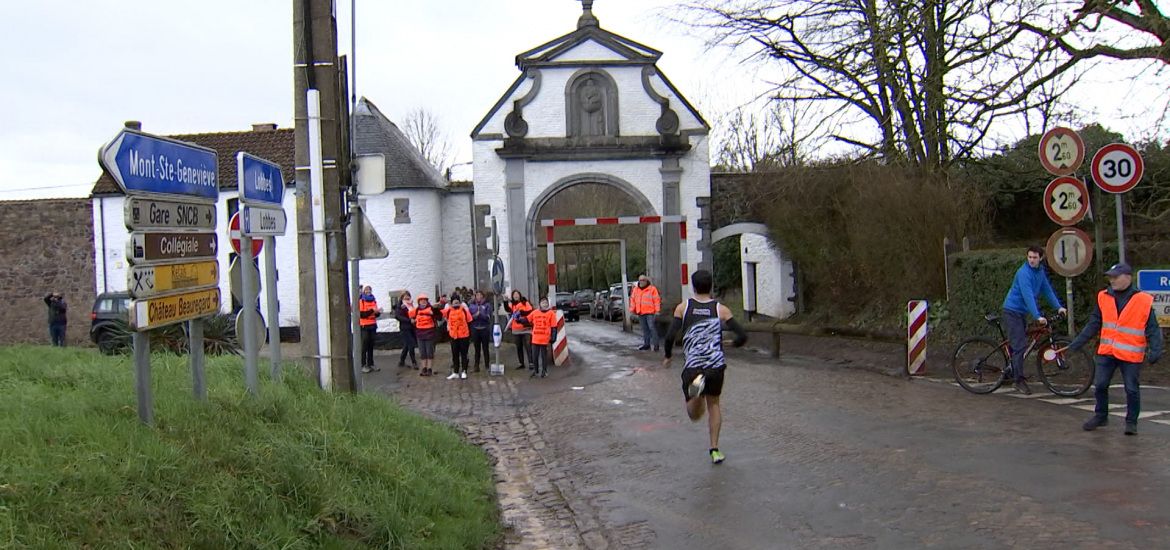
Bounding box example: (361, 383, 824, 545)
(468, 300, 493, 330)
(1068, 285, 1164, 363)
(1002, 263, 1063, 319)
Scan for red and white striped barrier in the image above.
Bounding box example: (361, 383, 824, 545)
(907, 300, 928, 376)
(554, 309, 569, 366)
(542, 215, 689, 301)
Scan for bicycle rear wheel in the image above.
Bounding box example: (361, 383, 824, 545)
(1036, 338, 1094, 397)
(952, 337, 1008, 394)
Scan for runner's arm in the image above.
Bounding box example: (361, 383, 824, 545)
(717, 304, 749, 347)
(663, 302, 686, 358)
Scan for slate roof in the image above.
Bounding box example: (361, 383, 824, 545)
(91, 128, 295, 196)
(353, 98, 449, 190)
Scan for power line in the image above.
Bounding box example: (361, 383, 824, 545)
(0, 183, 92, 193)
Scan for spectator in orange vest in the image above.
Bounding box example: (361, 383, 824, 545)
(630, 275, 662, 351)
(1061, 263, 1164, 435)
(505, 290, 535, 371)
(409, 294, 442, 377)
(443, 295, 473, 380)
(520, 297, 560, 378)
(358, 285, 382, 373)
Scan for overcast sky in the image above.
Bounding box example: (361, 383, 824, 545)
(0, 0, 1162, 200)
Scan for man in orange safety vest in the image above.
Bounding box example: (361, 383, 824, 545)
(1062, 263, 1164, 435)
(630, 275, 662, 351)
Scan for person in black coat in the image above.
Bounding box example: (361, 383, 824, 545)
(44, 292, 67, 347)
(395, 291, 418, 368)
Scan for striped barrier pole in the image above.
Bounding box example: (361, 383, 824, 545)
(553, 309, 570, 366)
(679, 220, 690, 301)
(546, 226, 557, 299)
(907, 300, 928, 376)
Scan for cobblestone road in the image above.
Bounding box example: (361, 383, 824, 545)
(366, 320, 1170, 549)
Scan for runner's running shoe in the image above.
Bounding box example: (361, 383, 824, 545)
(710, 449, 725, 464)
(688, 373, 706, 399)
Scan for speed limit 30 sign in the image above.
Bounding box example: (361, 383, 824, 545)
(1091, 143, 1144, 194)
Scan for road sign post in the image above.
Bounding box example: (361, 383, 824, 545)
(491, 256, 505, 374)
(264, 238, 282, 381)
(240, 233, 260, 395)
(1092, 143, 1145, 265)
(102, 127, 222, 424)
(237, 152, 288, 390)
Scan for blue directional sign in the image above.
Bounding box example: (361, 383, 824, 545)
(99, 129, 218, 199)
(1138, 270, 1170, 292)
(237, 152, 285, 206)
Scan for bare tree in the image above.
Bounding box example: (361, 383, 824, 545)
(713, 101, 826, 171)
(1020, 1, 1170, 63)
(676, 0, 1082, 169)
(401, 108, 455, 175)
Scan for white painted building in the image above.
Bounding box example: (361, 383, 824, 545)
(470, 5, 713, 307)
(740, 233, 796, 320)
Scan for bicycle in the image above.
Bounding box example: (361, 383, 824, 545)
(951, 312, 1094, 396)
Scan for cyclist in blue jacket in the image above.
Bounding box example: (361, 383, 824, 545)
(1002, 246, 1067, 394)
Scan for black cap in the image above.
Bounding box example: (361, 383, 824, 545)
(1105, 263, 1133, 277)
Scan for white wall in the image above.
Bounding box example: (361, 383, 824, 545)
(358, 189, 442, 330)
(441, 192, 476, 290)
(740, 233, 795, 320)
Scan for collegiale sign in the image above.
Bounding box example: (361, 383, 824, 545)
(128, 261, 219, 299)
(125, 197, 216, 230)
(130, 288, 221, 331)
(127, 232, 218, 264)
(99, 129, 219, 199)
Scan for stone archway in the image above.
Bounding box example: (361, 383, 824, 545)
(525, 173, 661, 297)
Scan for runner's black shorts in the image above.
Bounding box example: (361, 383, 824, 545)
(681, 366, 725, 399)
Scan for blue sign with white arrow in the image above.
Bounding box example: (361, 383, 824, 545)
(99, 129, 219, 199)
(1138, 270, 1170, 292)
(237, 152, 285, 206)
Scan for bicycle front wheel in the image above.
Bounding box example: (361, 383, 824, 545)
(952, 337, 1008, 394)
(1036, 338, 1094, 397)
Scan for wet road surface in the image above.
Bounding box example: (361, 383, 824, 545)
(526, 319, 1170, 549)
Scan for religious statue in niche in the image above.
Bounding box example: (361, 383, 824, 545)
(568, 71, 618, 138)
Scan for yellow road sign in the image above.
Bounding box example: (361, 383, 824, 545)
(130, 288, 221, 331)
(128, 261, 219, 299)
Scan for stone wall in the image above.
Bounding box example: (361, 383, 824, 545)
(0, 199, 96, 345)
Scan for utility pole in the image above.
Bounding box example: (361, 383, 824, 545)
(294, 0, 356, 392)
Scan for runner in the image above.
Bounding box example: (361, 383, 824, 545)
(662, 269, 748, 464)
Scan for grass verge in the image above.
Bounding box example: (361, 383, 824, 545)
(0, 345, 499, 549)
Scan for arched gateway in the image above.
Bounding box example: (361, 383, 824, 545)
(471, 2, 712, 307)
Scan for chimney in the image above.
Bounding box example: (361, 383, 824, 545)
(124, 120, 142, 131)
(251, 123, 278, 132)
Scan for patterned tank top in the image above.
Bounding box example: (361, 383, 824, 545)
(681, 299, 725, 370)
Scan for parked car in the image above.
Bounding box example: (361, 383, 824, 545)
(90, 291, 130, 354)
(605, 295, 625, 322)
(609, 282, 634, 299)
(591, 291, 610, 319)
(555, 292, 580, 322)
(572, 289, 595, 313)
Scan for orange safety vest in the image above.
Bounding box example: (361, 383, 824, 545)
(444, 305, 472, 339)
(410, 303, 438, 330)
(359, 298, 379, 327)
(527, 309, 559, 345)
(1098, 290, 1154, 363)
(630, 285, 661, 315)
(509, 301, 534, 332)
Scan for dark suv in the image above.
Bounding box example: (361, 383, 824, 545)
(90, 291, 130, 354)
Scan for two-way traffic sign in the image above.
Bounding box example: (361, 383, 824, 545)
(1045, 227, 1094, 278)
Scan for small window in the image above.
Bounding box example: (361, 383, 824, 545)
(394, 198, 411, 224)
(95, 299, 115, 313)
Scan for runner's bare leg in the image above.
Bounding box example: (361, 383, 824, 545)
(706, 395, 722, 449)
(687, 395, 706, 421)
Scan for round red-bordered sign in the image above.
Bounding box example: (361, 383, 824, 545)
(1090, 143, 1144, 194)
(229, 212, 263, 257)
(1045, 227, 1094, 278)
(1038, 127, 1085, 176)
(1043, 176, 1090, 226)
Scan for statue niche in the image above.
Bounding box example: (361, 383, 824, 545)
(566, 70, 619, 138)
